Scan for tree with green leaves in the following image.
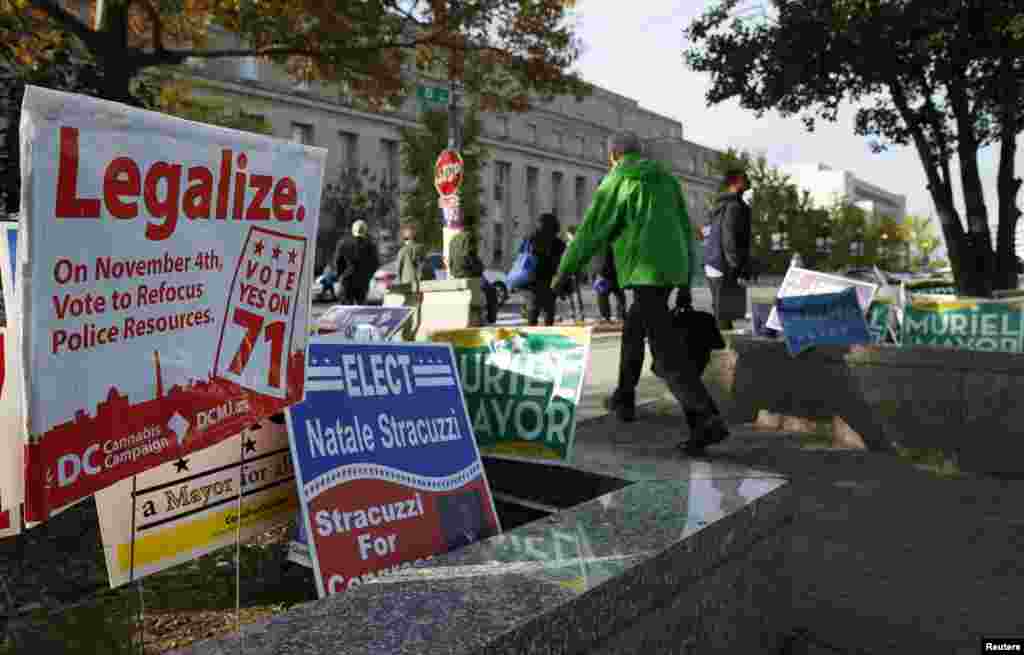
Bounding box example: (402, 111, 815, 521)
(2, 1, 589, 110)
(399, 107, 488, 251)
(153, 77, 274, 135)
(684, 0, 1024, 296)
(903, 214, 943, 271)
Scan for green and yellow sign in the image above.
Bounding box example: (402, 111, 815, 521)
(902, 295, 1024, 353)
(430, 327, 591, 463)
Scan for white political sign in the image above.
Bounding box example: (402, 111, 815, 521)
(18, 86, 325, 523)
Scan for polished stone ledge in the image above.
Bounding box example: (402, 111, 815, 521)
(176, 415, 795, 655)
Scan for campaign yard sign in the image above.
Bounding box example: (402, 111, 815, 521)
(776, 287, 873, 356)
(18, 86, 326, 522)
(317, 305, 413, 340)
(766, 267, 877, 332)
(286, 338, 500, 597)
(902, 295, 1024, 353)
(0, 223, 21, 537)
(430, 327, 592, 463)
(94, 419, 297, 587)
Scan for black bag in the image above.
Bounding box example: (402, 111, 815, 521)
(712, 276, 747, 322)
(670, 306, 726, 375)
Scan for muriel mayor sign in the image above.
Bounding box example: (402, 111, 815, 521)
(902, 296, 1024, 353)
(430, 327, 592, 463)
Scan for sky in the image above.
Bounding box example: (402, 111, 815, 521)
(569, 2, 1024, 255)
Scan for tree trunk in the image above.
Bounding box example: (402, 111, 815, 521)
(994, 55, 1022, 292)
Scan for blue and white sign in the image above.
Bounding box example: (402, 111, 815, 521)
(316, 305, 414, 340)
(776, 287, 872, 356)
(285, 336, 501, 597)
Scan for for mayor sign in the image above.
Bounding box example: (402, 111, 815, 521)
(902, 296, 1024, 353)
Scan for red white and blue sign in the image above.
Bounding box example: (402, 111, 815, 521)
(285, 336, 501, 597)
(776, 286, 872, 356)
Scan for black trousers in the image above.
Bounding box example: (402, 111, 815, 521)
(526, 286, 556, 326)
(617, 286, 717, 420)
(342, 284, 369, 306)
(597, 287, 627, 321)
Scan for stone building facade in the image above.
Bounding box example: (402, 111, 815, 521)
(183, 53, 724, 270)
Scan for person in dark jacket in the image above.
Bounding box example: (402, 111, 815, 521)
(524, 213, 565, 326)
(334, 219, 380, 305)
(703, 169, 753, 330)
(592, 244, 627, 322)
(448, 229, 498, 324)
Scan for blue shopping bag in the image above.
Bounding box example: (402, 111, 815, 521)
(506, 238, 538, 290)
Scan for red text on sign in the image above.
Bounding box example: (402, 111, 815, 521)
(54, 127, 306, 242)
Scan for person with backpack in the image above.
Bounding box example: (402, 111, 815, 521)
(551, 131, 728, 455)
(333, 219, 380, 305)
(703, 169, 754, 331)
(515, 212, 565, 326)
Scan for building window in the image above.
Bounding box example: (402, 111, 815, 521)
(528, 123, 538, 144)
(574, 176, 586, 222)
(553, 130, 563, 151)
(494, 161, 511, 204)
(526, 167, 539, 218)
(576, 136, 585, 157)
(689, 156, 698, 174)
(238, 56, 259, 81)
(291, 123, 313, 145)
(551, 171, 563, 216)
(339, 131, 359, 174)
(380, 139, 400, 188)
(498, 116, 509, 138)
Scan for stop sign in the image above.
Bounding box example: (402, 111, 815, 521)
(434, 150, 464, 197)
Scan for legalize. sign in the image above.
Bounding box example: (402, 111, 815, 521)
(430, 327, 591, 463)
(902, 296, 1024, 353)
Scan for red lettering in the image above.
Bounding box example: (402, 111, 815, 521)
(246, 175, 273, 221)
(183, 166, 214, 219)
(272, 178, 297, 221)
(238, 282, 266, 309)
(245, 260, 260, 279)
(216, 149, 232, 220)
(143, 162, 182, 242)
(55, 127, 101, 219)
(103, 157, 140, 220)
(232, 153, 247, 221)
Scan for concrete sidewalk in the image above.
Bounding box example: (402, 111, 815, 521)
(572, 396, 1023, 654)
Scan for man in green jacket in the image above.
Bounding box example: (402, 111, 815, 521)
(552, 131, 728, 454)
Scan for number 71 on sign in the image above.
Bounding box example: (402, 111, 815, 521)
(214, 227, 308, 399)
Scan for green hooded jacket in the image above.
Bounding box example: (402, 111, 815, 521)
(558, 153, 696, 288)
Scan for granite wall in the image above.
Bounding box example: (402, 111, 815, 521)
(709, 336, 1024, 476)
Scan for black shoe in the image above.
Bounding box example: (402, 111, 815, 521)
(679, 414, 729, 454)
(604, 389, 636, 422)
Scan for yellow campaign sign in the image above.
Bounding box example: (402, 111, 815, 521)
(116, 488, 297, 570)
(95, 421, 297, 588)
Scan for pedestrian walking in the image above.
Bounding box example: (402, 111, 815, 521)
(522, 213, 566, 327)
(704, 169, 754, 331)
(448, 229, 498, 324)
(553, 131, 729, 454)
(563, 226, 587, 322)
(395, 222, 433, 340)
(333, 219, 380, 305)
(592, 244, 627, 322)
